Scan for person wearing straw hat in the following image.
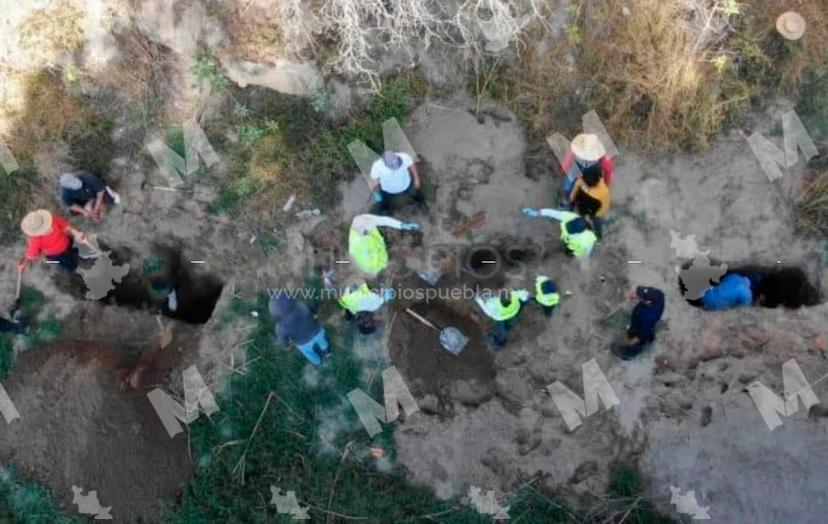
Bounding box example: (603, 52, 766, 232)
(18, 210, 87, 273)
(776, 11, 806, 41)
(58, 170, 121, 223)
(558, 133, 615, 208)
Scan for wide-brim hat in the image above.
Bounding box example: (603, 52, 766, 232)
(776, 11, 806, 41)
(571, 134, 606, 162)
(21, 209, 53, 237)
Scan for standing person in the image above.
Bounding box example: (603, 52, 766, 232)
(522, 208, 597, 258)
(611, 286, 665, 360)
(58, 171, 121, 222)
(569, 168, 610, 239)
(534, 276, 560, 317)
(369, 151, 428, 215)
(18, 210, 87, 273)
(557, 134, 615, 208)
(269, 293, 330, 366)
(348, 213, 419, 277)
(475, 289, 530, 348)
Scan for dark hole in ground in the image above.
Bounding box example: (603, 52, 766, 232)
(678, 261, 821, 309)
(53, 244, 223, 324)
(389, 299, 496, 407)
(462, 243, 541, 282)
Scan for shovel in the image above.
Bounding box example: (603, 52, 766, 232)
(9, 268, 22, 319)
(405, 308, 469, 355)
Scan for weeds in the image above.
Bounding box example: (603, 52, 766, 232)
(0, 466, 83, 524)
(191, 56, 230, 93)
(211, 72, 429, 219)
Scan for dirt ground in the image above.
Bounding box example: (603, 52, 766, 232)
(0, 1, 827, 522)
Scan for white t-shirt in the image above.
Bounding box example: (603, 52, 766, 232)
(369, 152, 414, 194)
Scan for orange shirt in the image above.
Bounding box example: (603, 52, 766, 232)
(25, 216, 71, 258)
(570, 178, 611, 217)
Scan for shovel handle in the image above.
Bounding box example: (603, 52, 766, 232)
(14, 268, 22, 300)
(404, 308, 440, 332)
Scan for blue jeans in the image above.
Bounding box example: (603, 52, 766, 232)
(295, 328, 329, 366)
(491, 318, 515, 347)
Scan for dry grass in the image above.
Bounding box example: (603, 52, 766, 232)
(18, 1, 85, 58)
(796, 170, 828, 237)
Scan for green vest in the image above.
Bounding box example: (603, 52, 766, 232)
(486, 295, 522, 321)
(559, 216, 597, 258)
(338, 283, 374, 314)
(535, 277, 560, 307)
(349, 228, 388, 275)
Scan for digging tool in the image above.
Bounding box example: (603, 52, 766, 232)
(9, 267, 22, 319)
(405, 307, 469, 355)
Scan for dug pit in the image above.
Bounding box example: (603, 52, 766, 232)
(389, 299, 496, 408)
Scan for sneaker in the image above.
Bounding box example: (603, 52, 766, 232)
(166, 290, 178, 312)
(106, 186, 122, 204)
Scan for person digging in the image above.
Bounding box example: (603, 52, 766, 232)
(475, 288, 530, 348)
(348, 213, 419, 277)
(611, 286, 665, 360)
(19, 209, 88, 274)
(522, 208, 597, 258)
(325, 270, 393, 336)
(58, 171, 121, 223)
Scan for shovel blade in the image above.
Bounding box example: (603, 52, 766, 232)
(440, 328, 469, 355)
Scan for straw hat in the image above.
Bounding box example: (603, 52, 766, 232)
(570, 134, 606, 162)
(776, 11, 806, 41)
(20, 209, 53, 237)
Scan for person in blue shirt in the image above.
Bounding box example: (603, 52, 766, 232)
(612, 286, 665, 360)
(700, 273, 753, 311)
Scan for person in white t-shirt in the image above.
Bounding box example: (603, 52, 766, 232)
(369, 151, 427, 215)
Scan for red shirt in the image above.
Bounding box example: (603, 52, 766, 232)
(560, 150, 616, 185)
(25, 216, 71, 259)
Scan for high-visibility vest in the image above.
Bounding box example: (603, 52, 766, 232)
(535, 277, 560, 307)
(480, 295, 522, 321)
(349, 227, 388, 275)
(338, 284, 377, 314)
(559, 215, 596, 258)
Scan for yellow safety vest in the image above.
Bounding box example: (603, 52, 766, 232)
(535, 277, 560, 307)
(349, 228, 388, 275)
(559, 216, 596, 258)
(482, 296, 522, 321)
(338, 284, 375, 314)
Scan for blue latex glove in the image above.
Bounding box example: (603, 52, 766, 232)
(401, 222, 419, 231)
(381, 288, 396, 301)
(372, 192, 383, 203)
(522, 208, 540, 218)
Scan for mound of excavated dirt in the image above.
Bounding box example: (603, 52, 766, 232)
(390, 300, 495, 407)
(0, 341, 193, 521)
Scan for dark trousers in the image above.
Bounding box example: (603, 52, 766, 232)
(491, 311, 521, 347)
(542, 305, 556, 317)
(345, 310, 377, 335)
(590, 216, 604, 239)
(374, 186, 427, 215)
(0, 317, 26, 335)
(46, 240, 79, 273)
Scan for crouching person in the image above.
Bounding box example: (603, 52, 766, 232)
(611, 286, 665, 360)
(270, 294, 330, 366)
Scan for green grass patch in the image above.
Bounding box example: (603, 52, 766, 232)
(211, 72, 429, 219)
(0, 466, 83, 524)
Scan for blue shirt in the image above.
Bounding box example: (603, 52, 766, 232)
(628, 286, 665, 343)
(701, 273, 753, 311)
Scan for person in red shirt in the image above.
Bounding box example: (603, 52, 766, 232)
(18, 210, 87, 273)
(557, 133, 615, 208)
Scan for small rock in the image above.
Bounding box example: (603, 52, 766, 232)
(622, 6, 631, 17)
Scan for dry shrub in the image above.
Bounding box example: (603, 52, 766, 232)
(217, 2, 289, 64)
(18, 1, 85, 58)
(796, 170, 828, 236)
(580, 0, 752, 152)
